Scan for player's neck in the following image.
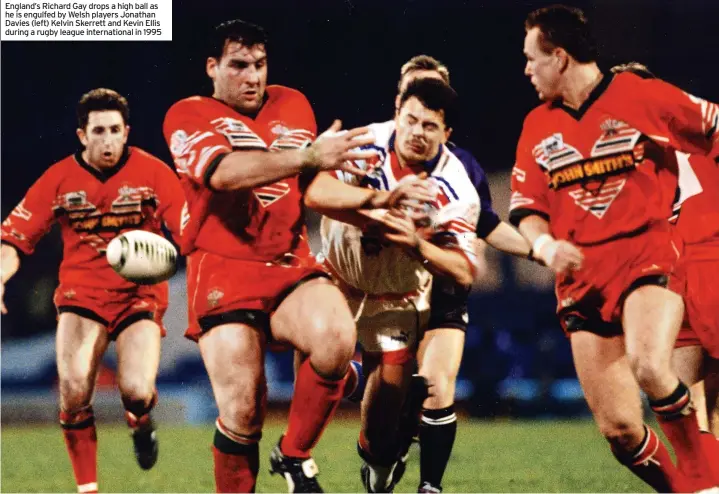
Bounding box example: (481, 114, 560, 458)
(81, 150, 114, 172)
(560, 63, 603, 110)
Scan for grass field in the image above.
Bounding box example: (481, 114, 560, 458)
(2, 418, 650, 493)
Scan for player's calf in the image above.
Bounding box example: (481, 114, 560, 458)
(122, 391, 159, 470)
(60, 405, 98, 493)
(214, 419, 261, 493)
(611, 424, 693, 493)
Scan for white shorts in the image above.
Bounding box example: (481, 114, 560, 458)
(346, 289, 430, 365)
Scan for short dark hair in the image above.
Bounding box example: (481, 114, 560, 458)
(525, 4, 598, 64)
(398, 55, 450, 90)
(610, 61, 656, 79)
(399, 78, 458, 129)
(76, 88, 130, 130)
(209, 19, 268, 60)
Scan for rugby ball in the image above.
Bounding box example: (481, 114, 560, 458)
(106, 230, 178, 285)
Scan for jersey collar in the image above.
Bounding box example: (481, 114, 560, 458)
(74, 146, 130, 183)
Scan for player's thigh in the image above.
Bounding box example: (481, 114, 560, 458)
(271, 277, 356, 358)
(571, 331, 644, 447)
(623, 284, 684, 369)
(199, 323, 267, 433)
(361, 356, 414, 439)
(417, 328, 464, 408)
(115, 319, 162, 398)
(56, 312, 110, 407)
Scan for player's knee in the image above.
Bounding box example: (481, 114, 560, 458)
(420, 369, 456, 407)
(119, 377, 155, 406)
(307, 317, 356, 374)
(218, 399, 264, 436)
(598, 420, 645, 452)
(627, 352, 670, 390)
(58, 377, 94, 410)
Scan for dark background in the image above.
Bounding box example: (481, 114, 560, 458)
(2, 1, 719, 407)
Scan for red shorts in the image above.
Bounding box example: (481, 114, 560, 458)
(674, 242, 719, 358)
(54, 282, 168, 339)
(185, 250, 328, 342)
(556, 222, 682, 336)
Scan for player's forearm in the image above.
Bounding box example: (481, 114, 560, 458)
(414, 239, 475, 286)
(1, 244, 20, 284)
(517, 214, 552, 246)
(209, 149, 312, 191)
(485, 221, 532, 258)
(305, 172, 388, 213)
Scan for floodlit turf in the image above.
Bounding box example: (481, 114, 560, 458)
(2, 418, 650, 493)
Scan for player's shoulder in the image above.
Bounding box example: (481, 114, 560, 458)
(165, 96, 221, 120)
(266, 85, 312, 107)
(437, 148, 479, 201)
(127, 146, 170, 170)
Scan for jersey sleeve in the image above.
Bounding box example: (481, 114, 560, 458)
(429, 188, 480, 276)
(1, 169, 58, 255)
(153, 161, 186, 242)
(456, 148, 501, 238)
(163, 100, 233, 188)
(609, 73, 719, 158)
(508, 119, 551, 228)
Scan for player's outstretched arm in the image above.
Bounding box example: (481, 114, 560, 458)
(305, 172, 435, 227)
(484, 221, 533, 259)
(517, 215, 583, 274)
(209, 120, 376, 191)
(0, 243, 20, 314)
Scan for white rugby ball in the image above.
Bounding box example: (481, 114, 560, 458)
(106, 230, 178, 285)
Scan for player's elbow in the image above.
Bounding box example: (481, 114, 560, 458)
(208, 170, 235, 191)
(303, 182, 324, 210)
(454, 268, 474, 287)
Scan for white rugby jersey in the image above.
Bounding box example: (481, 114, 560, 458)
(321, 120, 480, 295)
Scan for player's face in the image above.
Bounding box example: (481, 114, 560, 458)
(208, 41, 267, 114)
(77, 110, 129, 169)
(395, 70, 446, 109)
(394, 96, 449, 165)
(524, 27, 562, 101)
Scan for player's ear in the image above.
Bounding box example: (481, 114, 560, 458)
(444, 127, 453, 142)
(555, 47, 569, 73)
(76, 127, 88, 147)
(206, 57, 218, 80)
(394, 93, 401, 114)
(123, 125, 130, 143)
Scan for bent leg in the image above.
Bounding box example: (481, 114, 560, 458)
(624, 286, 714, 489)
(272, 277, 356, 458)
(115, 319, 162, 470)
(572, 331, 688, 492)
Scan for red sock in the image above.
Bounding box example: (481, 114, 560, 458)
(700, 431, 719, 484)
(281, 359, 347, 458)
(60, 406, 98, 494)
(612, 425, 692, 493)
(651, 382, 715, 490)
(212, 419, 259, 493)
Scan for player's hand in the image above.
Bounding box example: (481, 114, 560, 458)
(0, 282, 7, 314)
(534, 235, 583, 274)
(384, 173, 437, 222)
(377, 209, 422, 249)
(304, 120, 377, 176)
